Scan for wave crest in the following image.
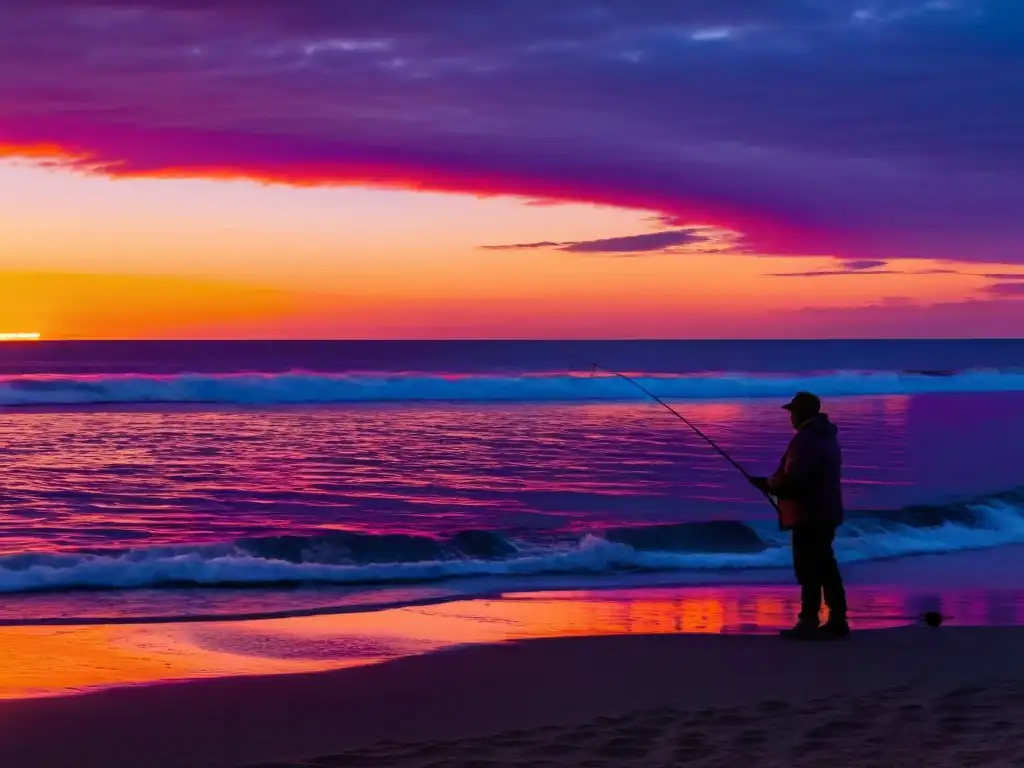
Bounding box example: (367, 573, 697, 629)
(2, 368, 1024, 406)
(1, 489, 1022, 595)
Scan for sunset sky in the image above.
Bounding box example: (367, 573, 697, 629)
(1, 0, 1022, 339)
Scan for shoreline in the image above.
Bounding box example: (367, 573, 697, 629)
(1, 545, 1022, 702)
(2, 627, 1024, 767)
(5, 542, 1024, 629)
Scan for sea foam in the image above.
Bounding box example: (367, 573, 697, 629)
(1, 368, 1023, 406)
(1, 490, 1021, 595)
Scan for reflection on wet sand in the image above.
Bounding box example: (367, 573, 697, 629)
(1, 583, 1022, 700)
(0, 624, 351, 700)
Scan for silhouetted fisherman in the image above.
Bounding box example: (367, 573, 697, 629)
(750, 392, 849, 639)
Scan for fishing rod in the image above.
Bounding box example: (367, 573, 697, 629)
(572, 356, 779, 512)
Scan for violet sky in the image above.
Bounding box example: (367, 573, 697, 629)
(1, 0, 1022, 338)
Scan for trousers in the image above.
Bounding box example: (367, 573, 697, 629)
(791, 523, 847, 623)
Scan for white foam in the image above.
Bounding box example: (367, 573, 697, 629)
(2, 500, 1023, 594)
(1, 368, 1023, 406)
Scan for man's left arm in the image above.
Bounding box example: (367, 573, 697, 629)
(768, 432, 817, 498)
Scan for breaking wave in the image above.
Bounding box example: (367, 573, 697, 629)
(2, 368, 1024, 406)
(1, 489, 1022, 595)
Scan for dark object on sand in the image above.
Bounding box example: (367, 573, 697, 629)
(924, 611, 943, 627)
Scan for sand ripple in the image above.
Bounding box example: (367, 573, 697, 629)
(252, 681, 1024, 767)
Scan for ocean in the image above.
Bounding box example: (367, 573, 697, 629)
(2, 339, 1023, 627)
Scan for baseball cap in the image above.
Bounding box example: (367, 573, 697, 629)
(782, 391, 821, 414)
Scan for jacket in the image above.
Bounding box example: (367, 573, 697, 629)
(767, 413, 844, 530)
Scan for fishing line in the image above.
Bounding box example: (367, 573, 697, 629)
(571, 356, 779, 512)
(569, 360, 953, 631)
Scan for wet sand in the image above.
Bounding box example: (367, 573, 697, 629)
(3, 572, 1023, 701)
(2, 627, 1024, 767)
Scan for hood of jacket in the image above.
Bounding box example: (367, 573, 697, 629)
(800, 413, 838, 439)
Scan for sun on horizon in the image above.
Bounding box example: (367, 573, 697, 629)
(0, 332, 41, 342)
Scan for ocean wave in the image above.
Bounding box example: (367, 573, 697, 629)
(2, 368, 1024, 406)
(1, 489, 1022, 595)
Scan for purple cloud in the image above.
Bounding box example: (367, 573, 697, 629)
(986, 282, 1024, 296)
(563, 229, 710, 253)
(769, 260, 962, 278)
(841, 260, 889, 272)
(779, 295, 1024, 337)
(1, 1, 1023, 263)
(481, 228, 714, 254)
(771, 269, 896, 278)
(481, 241, 566, 251)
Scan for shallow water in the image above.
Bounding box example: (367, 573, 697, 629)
(0, 394, 1021, 620)
(1, 340, 1022, 623)
(4, 394, 1022, 545)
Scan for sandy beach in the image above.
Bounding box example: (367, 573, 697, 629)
(0, 626, 1023, 767)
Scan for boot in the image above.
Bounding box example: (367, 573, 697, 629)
(817, 617, 851, 640)
(779, 619, 819, 640)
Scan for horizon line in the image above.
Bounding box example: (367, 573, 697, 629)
(7, 337, 1024, 344)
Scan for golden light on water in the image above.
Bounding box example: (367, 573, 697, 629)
(0, 332, 41, 342)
